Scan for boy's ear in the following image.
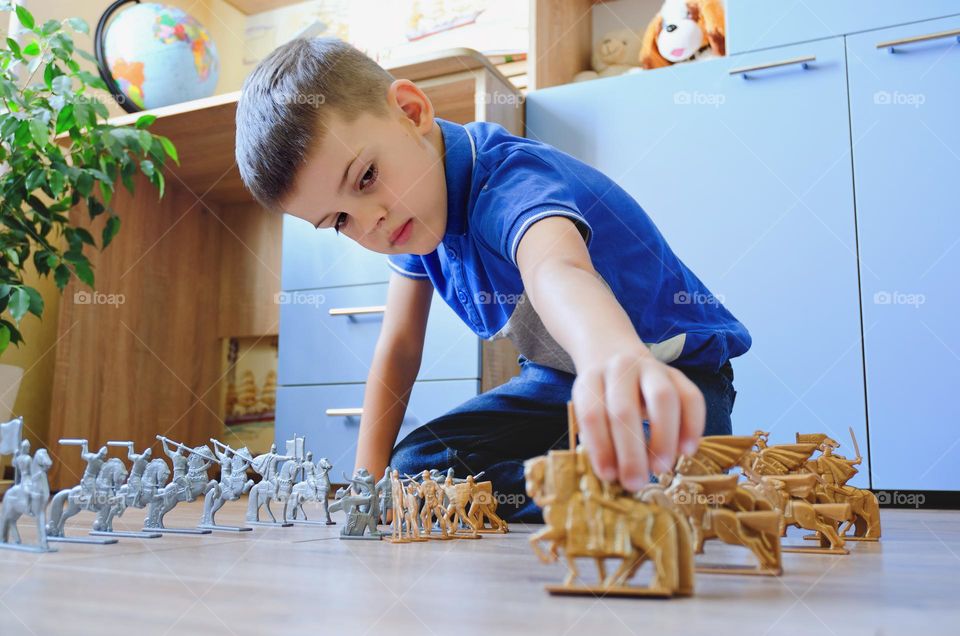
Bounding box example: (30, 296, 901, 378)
(387, 79, 434, 134)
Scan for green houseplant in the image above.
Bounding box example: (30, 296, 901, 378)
(0, 3, 177, 355)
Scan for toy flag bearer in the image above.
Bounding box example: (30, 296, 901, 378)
(0, 416, 22, 456)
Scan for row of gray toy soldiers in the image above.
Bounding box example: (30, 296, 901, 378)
(1, 430, 341, 552)
(333, 466, 509, 541)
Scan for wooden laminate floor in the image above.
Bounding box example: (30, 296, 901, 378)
(1, 504, 957, 635)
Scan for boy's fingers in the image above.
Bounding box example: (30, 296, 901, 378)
(641, 364, 681, 475)
(669, 367, 706, 457)
(605, 361, 649, 491)
(572, 372, 617, 482)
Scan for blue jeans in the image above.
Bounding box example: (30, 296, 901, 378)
(391, 356, 738, 523)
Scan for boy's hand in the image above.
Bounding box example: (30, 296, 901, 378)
(571, 348, 706, 491)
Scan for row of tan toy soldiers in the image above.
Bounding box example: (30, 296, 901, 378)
(385, 468, 508, 542)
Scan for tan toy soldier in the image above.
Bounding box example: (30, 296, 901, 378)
(466, 475, 508, 533)
(418, 470, 451, 539)
(442, 474, 481, 538)
(388, 469, 408, 543)
(404, 482, 427, 541)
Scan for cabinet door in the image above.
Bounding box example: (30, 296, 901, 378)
(526, 38, 869, 484)
(727, 0, 960, 55)
(847, 17, 960, 490)
(278, 283, 480, 385)
(281, 213, 391, 289)
(275, 379, 479, 477)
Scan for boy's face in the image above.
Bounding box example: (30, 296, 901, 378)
(280, 79, 448, 255)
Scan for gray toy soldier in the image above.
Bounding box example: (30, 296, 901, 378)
(12, 439, 32, 504)
(376, 467, 394, 525)
(160, 438, 193, 501)
(287, 452, 335, 525)
(108, 442, 152, 507)
(1, 446, 56, 553)
(330, 468, 382, 540)
(78, 441, 109, 503)
(200, 440, 254, 531)
(246, 443, 295, 525)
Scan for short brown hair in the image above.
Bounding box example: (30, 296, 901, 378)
(235, 37, 395, 210)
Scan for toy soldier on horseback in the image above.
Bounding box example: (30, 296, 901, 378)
(1, 417, 55, 553)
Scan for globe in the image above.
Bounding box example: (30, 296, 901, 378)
(102, 2, 219, 110)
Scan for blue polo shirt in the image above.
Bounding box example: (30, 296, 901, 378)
(387, 118, 751, 373)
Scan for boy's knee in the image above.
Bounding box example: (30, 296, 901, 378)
(389, 433, 452, 476)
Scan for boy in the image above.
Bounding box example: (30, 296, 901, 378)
(235, 38, 751, 522)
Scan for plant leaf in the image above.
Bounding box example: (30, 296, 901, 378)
(9, 288, 30, 322)
(15, 4, 35, 30)
(135, 114, 157, 129)
(66, 17, 89, 34)
(24, 286, 44, 317)
(102, 215, 121, 248)
(157, 135, 179, 165)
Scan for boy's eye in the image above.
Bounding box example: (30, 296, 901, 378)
(334, 211, 347, 234)
(359, 163, 378, 190)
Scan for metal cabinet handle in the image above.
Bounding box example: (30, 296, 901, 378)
(326, 407, 363, 417)
(877, 28, 960, 53)
(729, 55, 815, 78)
(328, 305, 386, 317)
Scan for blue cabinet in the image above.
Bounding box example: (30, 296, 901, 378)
(275, 379, 479, 477)
(847, 16, 960, 490)
(727, 1, 960, 55)
(278, 283, 480, 385)
(527, 37, 870, 485)
(281, 214, 392, 289)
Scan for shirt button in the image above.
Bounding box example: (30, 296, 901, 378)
(457, 291, 468, 303)
(447, 247, 458, 260)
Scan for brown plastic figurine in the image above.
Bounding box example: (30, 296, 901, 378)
(739, 431, 852, 554)
(386, 469, 408, 544)
(467, 477, 508, 533)
(657, 437, 783, 575)
(523, 402, 694, 597)
(442, 474, 481, 538)
(403, 482, 427, 542)
(798, 429, 881, 541)
(417, 470, 451, 540)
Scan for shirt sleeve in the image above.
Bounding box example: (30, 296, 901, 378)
(387, 253, 429, 279)
(473, 149, 593, 267)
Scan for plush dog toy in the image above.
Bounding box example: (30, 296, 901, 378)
(640, 0, 725, 70)
(572, 27, 642, 82)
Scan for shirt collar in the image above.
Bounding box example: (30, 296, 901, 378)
(437, 118, 475, 237)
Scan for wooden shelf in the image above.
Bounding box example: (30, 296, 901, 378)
(221, 0, 304, 15)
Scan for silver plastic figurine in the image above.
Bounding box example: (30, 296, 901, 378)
(330, 467, 382, 539)
(143, 436, 216, 534)
(1, 417, 56, 553)
(286, 452, 335, 525)
(46, 440, 126, 544)
(198, 440, 255, 532)
(81, 441, 164, 539)
(246, 443, 295, 526)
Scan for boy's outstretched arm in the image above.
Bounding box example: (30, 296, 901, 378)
(515, 217, 706, 491)
(354, 272, 433, 479)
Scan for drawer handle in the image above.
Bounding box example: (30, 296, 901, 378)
(729, 55, 815, 79)
(326, 407, 363, 417)
(328, 305, 386, 317)
(877, 28, 960, 53)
